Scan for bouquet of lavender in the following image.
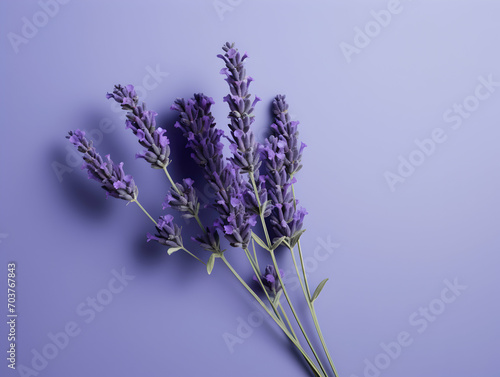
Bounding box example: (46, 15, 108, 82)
(67, 43, 339, 377)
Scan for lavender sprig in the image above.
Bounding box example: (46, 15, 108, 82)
(253, 265, 284, 297)
(67, 130, 138, 201)
(263, 95, 308, 244)
(171, 94, 256, 249)
(146, 214, 183, 252)
(107, 85, 170, 169)
(163, 178, 200, 220)
(218, 43, 261, 174)
(218, 42, 270, 218)
(192, 226, 221, 254)
(271, 95, 306, 177)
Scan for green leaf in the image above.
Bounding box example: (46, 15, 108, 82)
(289, 229, 306, 247)
(167, 247, 182, 255)
(273, 290, 283, 306)
(207, 254, 216, 275)
(270, 236, 286, 251)
(311, 278, 329, 303)
(251, 232, 269, 251)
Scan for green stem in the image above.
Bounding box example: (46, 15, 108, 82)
(182, 247, 206, 266)
(297, 242, 339, 377)
(221, 255, 324, 377)
(243, 248, 281, 320)
(291, 181, 297, 211)
(249, 174, 272, 246)
(270, 250, 329, 377)
(131, 199, 157, 226)
(279, 301, 298, 341)
(310, 304, 339, 377)
(297, 241, 312, 299)
(163, 166, 180, 194)
(290, 181, 339, 376)
(290, 245, 310, 302)
(193, 213, 206, 233)
(251, 239, 259, 270)
(248, 173, 327, 375)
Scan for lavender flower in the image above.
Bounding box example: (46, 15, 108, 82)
(106, 84, 170, 169)
(67, 130, 138, 201)
(163, 178, 200, 219)
(192, 226, 221, 254)
(263, 95, 308, 243)
(218, 42, 269, 217)
(171, 94, 224, 179)
(218, 42, 261, 174)
(253, 265, 285, 296)
(147, 214, 183, 252)
(271, 95, 306, 177)
(172, 94, 255, 249)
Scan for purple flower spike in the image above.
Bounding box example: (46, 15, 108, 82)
(147, 215, 183, 250)
(271, 95, 305, 177)
(264, 95, 307, 243)
(253, 265, 285, 296)
(163, 178, 200, 219)
(107, 84, 170, 169)
(218, 42, 262, 175)
(172, 94, 255, 249)
(67, 130, 138, 201)
(192, 226, 221, 254)
(218, 42, 269, 217)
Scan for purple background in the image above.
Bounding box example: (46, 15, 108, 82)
(1, 1, 499, 376)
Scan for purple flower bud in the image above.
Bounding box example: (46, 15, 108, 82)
(264, 95, 308, 242)
(147, 215, 183, 249)
(192, 226, 220, 254)
(67, 130, 138, 201)
(253, 265, 285, 296)
(163, 179, 200, 219)
(270, 95, 304, 177)
(107, 84, 170, 169)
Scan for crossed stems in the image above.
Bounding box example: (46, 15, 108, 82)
(249, 174, 339, 377)
(130, 166, 326, 377)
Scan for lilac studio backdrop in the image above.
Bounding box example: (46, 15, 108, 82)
(1, 1, 499, 376)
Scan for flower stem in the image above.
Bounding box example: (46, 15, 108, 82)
(270, 249, 329, 377)
(248, 174, 271, 245)
(220, 255, 324, 377)
(163, 166, 181, 194)
(297, 241, 340, 377)
(131, 199, 157, 226)
(248, 173, 328, 375)
(290, 183, 339, 376)
(279, 301, 298, 341)
(243, 248, 281, 320)
(181, 247, 206, 265)
(193, 213, 206, 233)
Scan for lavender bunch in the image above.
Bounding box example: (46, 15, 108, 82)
(66, 42, 339, 377)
